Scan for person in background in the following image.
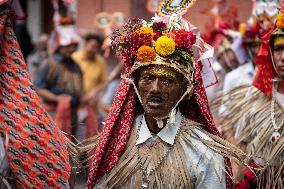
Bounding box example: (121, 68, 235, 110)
(73, 34, 107, 102)
(220, 12, 284, 188)
(216, 37, 239, 73)
(72, 34, 107, 139)
(215, 31, 249, 116)
(206, 38, 239, 103)
(35, 21, 83, 140)
(222, 25, 261, 95)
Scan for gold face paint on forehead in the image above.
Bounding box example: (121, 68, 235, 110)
(274, 35, 284, 47)
(143, 65, 179, 83)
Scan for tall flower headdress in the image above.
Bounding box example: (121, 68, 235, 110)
(87, 1, 234, 188)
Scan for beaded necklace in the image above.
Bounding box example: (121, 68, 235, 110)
(270, 83, 284, 143)
(135, 114, 184, 189)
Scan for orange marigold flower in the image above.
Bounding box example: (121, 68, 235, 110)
(137, 46, 156, 62)
(135, 27, 155, 37)
(276, 13, 284, 29)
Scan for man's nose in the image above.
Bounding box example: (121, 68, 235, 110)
(149, 78, 160, 93)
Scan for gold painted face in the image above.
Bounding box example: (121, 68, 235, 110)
(143, 65, 180, 84)
(137, 65, 186, 118)
(272, 35, 284, 79)
(274, 35, 284, 47)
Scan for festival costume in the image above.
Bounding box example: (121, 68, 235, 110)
(94, 111, 228, 189)
(85, 1, 250, 188)
(0, 4, 72, 188)
(219, 12, 284, 189)
(35, 18, 83, 138)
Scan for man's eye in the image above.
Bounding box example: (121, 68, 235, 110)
(161, 77, 175, 85)
(167, 78, 175, 83)
(142, 76, 153, 81)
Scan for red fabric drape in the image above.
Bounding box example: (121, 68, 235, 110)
(252, 26, 277, 97)
(0, 6, 71, 188)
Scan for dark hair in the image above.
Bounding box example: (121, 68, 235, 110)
(84, 34, 104, 48)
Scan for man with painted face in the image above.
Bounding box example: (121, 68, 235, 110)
(221, 12, 284, 188)
(83, 14, 248, 189)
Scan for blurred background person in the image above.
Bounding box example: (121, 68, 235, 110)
(35, 19, 82, 140)
(206, 37, 240, 102)
(72, 33, 107, 140)
(73, 34, 107, 103)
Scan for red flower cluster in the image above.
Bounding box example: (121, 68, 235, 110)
(132, 32, 152, 47)
(129, 32, 153, 59)
(152, 21, 167, 31)
(172, 29, 196, 51)
(154, 31, 162, 40)
(153, 22, 167, 40)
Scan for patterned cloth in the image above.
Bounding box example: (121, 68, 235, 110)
(0, 6, 71, 188)
(252, 27, 277, 97)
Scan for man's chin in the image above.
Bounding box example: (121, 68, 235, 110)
(144, 108, 171, 119)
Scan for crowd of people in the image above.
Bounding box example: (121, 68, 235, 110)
(1, 0, 284, 188)
(27, 10, 121, 142)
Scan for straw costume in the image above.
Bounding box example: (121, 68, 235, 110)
(218, 11, 284, 189)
